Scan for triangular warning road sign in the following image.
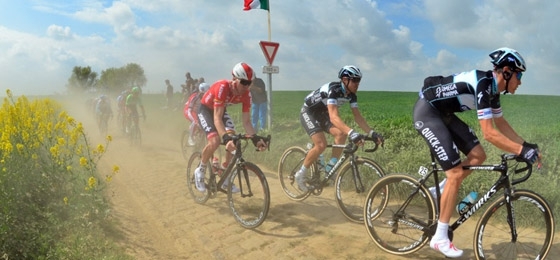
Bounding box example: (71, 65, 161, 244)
(259, 41, 280, 65)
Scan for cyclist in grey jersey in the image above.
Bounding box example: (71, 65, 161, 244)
(295, 65, 384, 192)
(413, 47, 541, 258)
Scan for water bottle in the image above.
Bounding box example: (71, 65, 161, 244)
(326, 157, 338, 173)
(456, 191, 478, 214)
(317, 154, 326, 170)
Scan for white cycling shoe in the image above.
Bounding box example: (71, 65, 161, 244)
(430, 238, 463, 258)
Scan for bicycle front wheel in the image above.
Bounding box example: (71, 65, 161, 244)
(277, 146, 311, 201)
(227, 162, 270, 229)
(334, 157, 385, 223)
(181, 130, 190, 160)
(474, 189, 554, 260)
(364, 174, 436, 255)
(186, 152, 210, 204)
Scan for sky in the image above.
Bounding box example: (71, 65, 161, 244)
(1, 0, 559, 96)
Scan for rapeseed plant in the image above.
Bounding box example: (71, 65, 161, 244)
(0, 90, 122, 259)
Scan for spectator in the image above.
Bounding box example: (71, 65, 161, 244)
(185, 72, 196, 95)
(165, 79, 174, 108)
(250, 77, 268, 132)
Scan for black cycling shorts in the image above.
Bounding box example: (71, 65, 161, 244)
(196, 105, 235, 138)
(413, 97, 480, 171)
(299, 105, 333, 137)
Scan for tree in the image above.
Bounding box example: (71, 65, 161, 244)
(66, 66, 98, 94)
(98, 63, 147, 94)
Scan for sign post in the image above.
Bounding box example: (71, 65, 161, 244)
(258, 41, 279, 130)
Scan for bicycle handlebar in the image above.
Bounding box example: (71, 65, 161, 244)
(230, 134, 272, 152)
(507, 153, 534, 185)
(345, 136, 379, 154)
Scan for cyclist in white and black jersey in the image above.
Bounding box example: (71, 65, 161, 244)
(413, 47, 541, 258)
(295, 65, 384, 192)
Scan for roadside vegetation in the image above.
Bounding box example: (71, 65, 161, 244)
(0, 90, 130, 259)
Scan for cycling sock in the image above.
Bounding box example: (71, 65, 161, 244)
(299, 165, 308, 173)
(433, 221, 449, 241)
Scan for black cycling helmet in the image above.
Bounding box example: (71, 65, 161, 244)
(338, 65, 362, 79)
(489, 47, 526, 72)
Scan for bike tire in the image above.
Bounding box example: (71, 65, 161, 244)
(227, 161, 270, 229)
(364, 174, 436, 255)
(334, 157, 385, 223)
(181, 130, 189, 160)
(277, 146, 312, 201)
(473, 189, 554, 260)
(186, 151, 210, 204)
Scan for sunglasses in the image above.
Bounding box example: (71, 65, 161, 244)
(516, 71, 523, 80)
(350, 77, 361, 83)
(239, 79, 252, 86)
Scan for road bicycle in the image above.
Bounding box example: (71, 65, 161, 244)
(277, 136, 385, 223)
(180, 124, 205, 160)
(363, 152, 554, 259)
(126, 114, 142, 146)
(186, 134, 272, 229)
(97, 113, 111, 136)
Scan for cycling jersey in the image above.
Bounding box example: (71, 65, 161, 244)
(303, 81, 358, 111)
(300, 81, 358, 136)
(200, 79, 251, 113)
(413, 69, 500, 170)
(420, 70, 501, 120)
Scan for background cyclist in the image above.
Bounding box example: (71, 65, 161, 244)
(95, 94, 113, 133)
(125, 86, 146, 133)
(184, 82, 210, 146)
(294, 65, 384, 192)
(194, 62, 267, 193)
(412, 47, 540, 258)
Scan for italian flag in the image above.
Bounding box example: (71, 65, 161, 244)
(243, 0, 269, 11)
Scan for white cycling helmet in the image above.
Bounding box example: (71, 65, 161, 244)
(338, 65, 362, 79)
(231, 62, 255, 80)
(489, 47, 526, 72)
(198, 82, 210, 93)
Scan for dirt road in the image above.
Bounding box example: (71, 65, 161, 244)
(80, 108, 558, 260)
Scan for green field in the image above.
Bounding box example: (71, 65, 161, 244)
(138, 90, 560, 221)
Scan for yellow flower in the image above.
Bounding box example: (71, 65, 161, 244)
(106, 135, 113, 142)
(112, 165, 120, 174)
(66, 165, 72, 171)
(63, 197, 68, 205)
(79, 157, 88, 167)
(88, 176, 97, 188)
(96, 144, 105, 154)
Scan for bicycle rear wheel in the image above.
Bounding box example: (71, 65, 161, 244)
(474, 190, 554, 260)
(227, 162, 270, 229)
(334, 157, 385, 223)
(364, 174, 436, 255)
(186, 152, 210, 204)
(277, 146, 312, 201)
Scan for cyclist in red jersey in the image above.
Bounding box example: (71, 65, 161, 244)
(194, 62, 268, 192)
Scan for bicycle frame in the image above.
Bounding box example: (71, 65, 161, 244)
(207, 135, 270, 197)
(413, 153, 532, 237)
(310, 140, 379, 192)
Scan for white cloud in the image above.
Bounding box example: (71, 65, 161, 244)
(0, 0, 558, 96)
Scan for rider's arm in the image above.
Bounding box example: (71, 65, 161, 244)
(327, 104, 352, 134)
(213, 105, 227, 138)
(351, 107, 372, 133)
(479, 118, 523, 154)
(242, 111, 256, 136)
(493, 116, 524, 144)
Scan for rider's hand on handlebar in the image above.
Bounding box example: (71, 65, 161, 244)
(519, 143, 539, 165)
(348, 129, 365, 145)
(369, 130, 384, 147)
(251, 135, 268, 151)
